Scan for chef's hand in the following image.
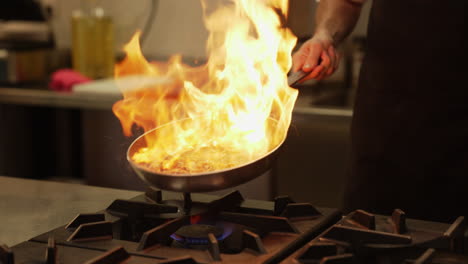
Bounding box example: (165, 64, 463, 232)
(292, 33, 340, 81)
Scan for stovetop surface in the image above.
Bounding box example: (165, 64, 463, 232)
(5, 190, 467, 264)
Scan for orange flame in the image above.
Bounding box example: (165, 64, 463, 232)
(113, 0, 298, 174)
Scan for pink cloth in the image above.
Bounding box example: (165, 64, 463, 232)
(49, 69, 91, 92)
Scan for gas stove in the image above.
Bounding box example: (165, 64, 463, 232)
(1, 189, 467, 264)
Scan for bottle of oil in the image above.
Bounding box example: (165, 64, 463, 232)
(71, 0, 114, 79)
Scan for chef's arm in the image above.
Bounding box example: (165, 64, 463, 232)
(292, 0, 366, 80)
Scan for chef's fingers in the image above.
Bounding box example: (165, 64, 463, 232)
(302, 65, 324, 82)
(315, 52, 332, 80)
(326, 46, 336, 76)
(292, 46, 308, 72)
(302, 42, 323, 72)
(316, 68, 328, 80)
(318, 49, 331, 72)
(315, 50, 331, 81)
(321, 48, 341, 79)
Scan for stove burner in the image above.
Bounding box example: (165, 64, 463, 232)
(172, 224, 224, 245)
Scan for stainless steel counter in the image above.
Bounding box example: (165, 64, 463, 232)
(0, 87, 119, 110)
(0, 176, 140, 247)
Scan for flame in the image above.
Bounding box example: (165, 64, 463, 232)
(113, 0, 298, 174)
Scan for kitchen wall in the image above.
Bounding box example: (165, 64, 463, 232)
(51, 0, 208, 59)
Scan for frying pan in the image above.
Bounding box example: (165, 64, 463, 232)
(127, 71, 308, 193)
(127, 117, 284, 192)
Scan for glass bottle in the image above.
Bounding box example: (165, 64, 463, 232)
(71, 0, 115, 79)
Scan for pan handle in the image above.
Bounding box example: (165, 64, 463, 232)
(288, 70, 308, 87)
(288, 58, 323, 87)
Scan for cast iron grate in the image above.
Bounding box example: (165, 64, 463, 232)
(293, 209, 467, 264)
(0, 237, 58, 264)
(51, 189, 336, 263)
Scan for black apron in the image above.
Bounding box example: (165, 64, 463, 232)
(343, 0, 467, 222)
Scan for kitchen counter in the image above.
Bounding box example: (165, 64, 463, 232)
(0, 87, 120, 110)
(0, 176, 141, 247)
(0, 86, 352, 115)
